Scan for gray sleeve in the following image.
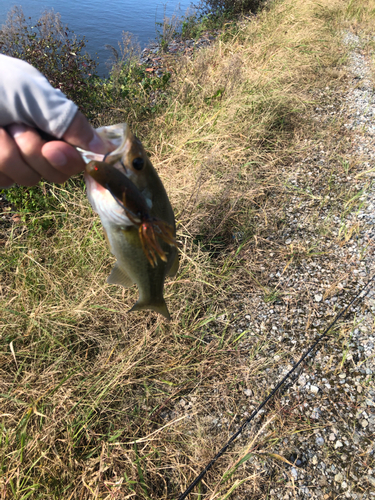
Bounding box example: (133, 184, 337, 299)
(0, 54, 78, 138)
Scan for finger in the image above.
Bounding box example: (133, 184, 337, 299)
(42, 140, 86, 177)
(0, 127, 41, 186)
(7, 124, 69, 184)
(42, 110, 110, 176)
(63, 111, 108, 153)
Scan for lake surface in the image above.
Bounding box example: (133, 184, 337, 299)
(0, 0, 194, 75)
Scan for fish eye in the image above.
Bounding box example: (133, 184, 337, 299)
(132, 157, 144, 170)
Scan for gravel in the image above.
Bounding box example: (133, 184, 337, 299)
(167, 31, 375, 498)
(247, 31, 375, 498)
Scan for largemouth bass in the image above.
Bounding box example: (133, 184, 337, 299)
(84, 124, 178, 319)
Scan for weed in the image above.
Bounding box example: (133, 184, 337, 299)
(199, 0, 264, 16)
(2, 182, 58, 213)
(263, 288, 282, 303)
(181, 13, 205, 40)
(181, 10, 230, 39)
(155, 6, 182, 53)
(96, 31, 173, 124)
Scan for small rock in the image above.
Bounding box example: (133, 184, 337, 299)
(311, 408, 321, 419)
(361, 419, 369, 428)
(315, 294, 323, 302)
(319, 476, 328, 487)
(312, 455, 318, 465)
(335, 472, 344, 483)
(244, 389, 253, 397)
(335, 441, 343, 449)
(329, 433, 336, 441)
(291, 467, 298, 479)
(310, 385, 319, 394)
(316, 436, 325, 446)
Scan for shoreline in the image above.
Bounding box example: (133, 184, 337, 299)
(138, 31, 220, 78)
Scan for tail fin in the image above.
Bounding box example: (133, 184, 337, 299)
(129, 299, 171, 320)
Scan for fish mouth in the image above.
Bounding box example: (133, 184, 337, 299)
(97, 123, 130, 168)
(84, 172, 133, 227)
(104, 184, 142, 225)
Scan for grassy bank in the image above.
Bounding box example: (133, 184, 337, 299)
(1, 0, 375, 498)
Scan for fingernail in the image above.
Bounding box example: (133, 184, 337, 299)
(88, 132, 105, 153)
(8, 124, 27, 138)
(43, 149, 67, 167)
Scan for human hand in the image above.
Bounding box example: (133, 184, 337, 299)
(0, 111, 106, 188)
(0, 54, 108, 188)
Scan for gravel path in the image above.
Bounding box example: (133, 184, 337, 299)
(253, 31, 375, 499)
(192, 32, 375, 498)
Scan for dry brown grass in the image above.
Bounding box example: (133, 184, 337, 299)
(1, 0, 374, 498)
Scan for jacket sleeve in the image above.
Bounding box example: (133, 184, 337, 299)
(0, 54, 78, 138)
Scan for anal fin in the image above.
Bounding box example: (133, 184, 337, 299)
(107, 263, 134, 288)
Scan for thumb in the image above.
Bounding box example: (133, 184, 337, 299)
(41, 111, 110, 177)
(62, 110, 107, 153)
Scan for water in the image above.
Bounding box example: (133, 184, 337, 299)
(0, 0, 194, 75)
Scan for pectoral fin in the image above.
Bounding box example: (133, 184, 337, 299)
(107, 263, 134, 288)
(129, 299, 171, 320)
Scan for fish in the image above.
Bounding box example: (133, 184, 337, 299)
(84, 123, 178, 320)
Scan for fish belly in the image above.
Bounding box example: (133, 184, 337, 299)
(108, 226, 171, 319)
